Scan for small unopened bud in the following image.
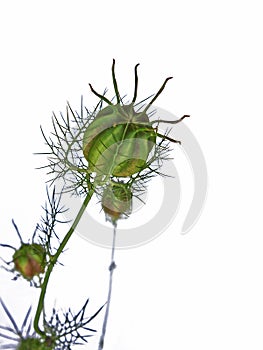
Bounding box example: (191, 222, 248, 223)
(17, 337, 52, 350)
(13, 243, 47, 280)
(102, 182, 132, 223)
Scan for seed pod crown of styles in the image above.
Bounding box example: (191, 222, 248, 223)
(83, 59, 188, 179)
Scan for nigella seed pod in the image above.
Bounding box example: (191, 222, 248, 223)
(13, 243, 47, 280)
(102, 182, 132, 222)
(17, 337, 52, 350)
(83, 60, 178, 178)
(83, 103, 156, 177)
(41, 61, 189, 195)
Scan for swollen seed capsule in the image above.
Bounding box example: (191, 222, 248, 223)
(83, 61, 184, 178)
(102, 182, 132, 222)
(13, 243, 47, 280)
(83, 104, 156, 177)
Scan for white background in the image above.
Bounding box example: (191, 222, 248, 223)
(0, 1, 263, 349)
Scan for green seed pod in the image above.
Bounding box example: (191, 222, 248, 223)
(13, 243, 47, 280)
(102, 181, 132, 222)
(83, 104, 156, 177)
(83, 60, 176, 178)
(17, 337, 52, 350)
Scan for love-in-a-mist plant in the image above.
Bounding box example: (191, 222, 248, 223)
(0, 60, 189, 349)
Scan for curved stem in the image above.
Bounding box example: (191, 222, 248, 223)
(98, 225, 117, 350)
(33, 189, 94, 336)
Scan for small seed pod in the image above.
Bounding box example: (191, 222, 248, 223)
(101, 181, 132, 223)
(13, 243, 47, 280)
(17, 337, 51, 350)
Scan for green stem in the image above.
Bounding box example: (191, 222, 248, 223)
(33, 189, 94, 336)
